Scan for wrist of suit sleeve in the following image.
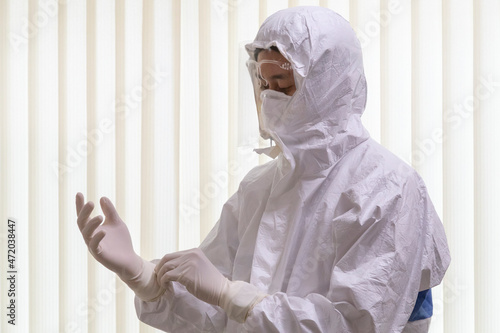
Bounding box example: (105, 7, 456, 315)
(218, 280, 268, 323)
(123, 257, 166, 302)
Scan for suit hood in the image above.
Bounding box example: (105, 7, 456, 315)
(246, 6, 370, 175)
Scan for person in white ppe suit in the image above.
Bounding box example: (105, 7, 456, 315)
(76, 6, 450, 333)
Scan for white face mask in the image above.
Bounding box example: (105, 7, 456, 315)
(259, 90, 293, 140)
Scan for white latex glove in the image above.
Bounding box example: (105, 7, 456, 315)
(76, 193, 164, 301)
(155, 248, 268, 322)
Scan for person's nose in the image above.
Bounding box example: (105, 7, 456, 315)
(268, 82, 282, 93)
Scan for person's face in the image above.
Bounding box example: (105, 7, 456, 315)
(257, 50, 296, 96)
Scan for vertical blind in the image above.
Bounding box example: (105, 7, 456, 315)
(1, 0, 499, 332)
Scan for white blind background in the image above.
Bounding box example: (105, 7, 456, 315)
(1, 0, 499, 332)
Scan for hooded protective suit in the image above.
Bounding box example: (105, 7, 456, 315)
(135, 6, 450, 332)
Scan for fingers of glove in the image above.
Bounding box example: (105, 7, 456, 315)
(76, 192, 84, 215)
(155, 255, 187, 279)
(88, 230, 106, 256)
(81, 215, 104, 244)
(77, 201, 95, 231)
(158, 265, 187, 287)
(100, 197, 119, 223)
(154, 249, 195, 273)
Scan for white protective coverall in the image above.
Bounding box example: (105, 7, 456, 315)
(135, 6, 450, 332)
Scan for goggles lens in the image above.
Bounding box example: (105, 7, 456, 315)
(247, 59, 293, 89)
(246, 59, 294, 108)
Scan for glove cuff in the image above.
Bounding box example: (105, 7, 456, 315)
(219, 280, 268, 323)
(123, 258, 166, 302)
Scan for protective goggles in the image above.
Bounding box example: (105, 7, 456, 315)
(246, 59, 294, 106)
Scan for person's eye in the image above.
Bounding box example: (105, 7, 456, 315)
(280, 86, 292, 93)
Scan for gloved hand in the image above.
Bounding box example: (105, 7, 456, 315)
(76, 193, 164, 301)
(155, 248, 268, 322)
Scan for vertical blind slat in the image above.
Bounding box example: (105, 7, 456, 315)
(442, 1, 475, 332)
(199, 0, 214, 242)
(351, 0, 381, 143)
(320, 0, 349, 19)
(233, 0, 261, 183)
(86, 0, 117, 331)
(59, 0, 89, 332)
(140, 0, 154, 262)
(199, 0, 231, 241)
(474, 0, 500, 331)
(1, 1, 30, 332)
(227, 1, 239, 199)
(380, 0, 412, 160)
(265, 0, 289, 22)
(411, 2, 444, 332)
(117, 0, 144, 331)
(147, 0, 181, 262)
(28, 0, 60, 330)
(178, 0, 200, 250)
